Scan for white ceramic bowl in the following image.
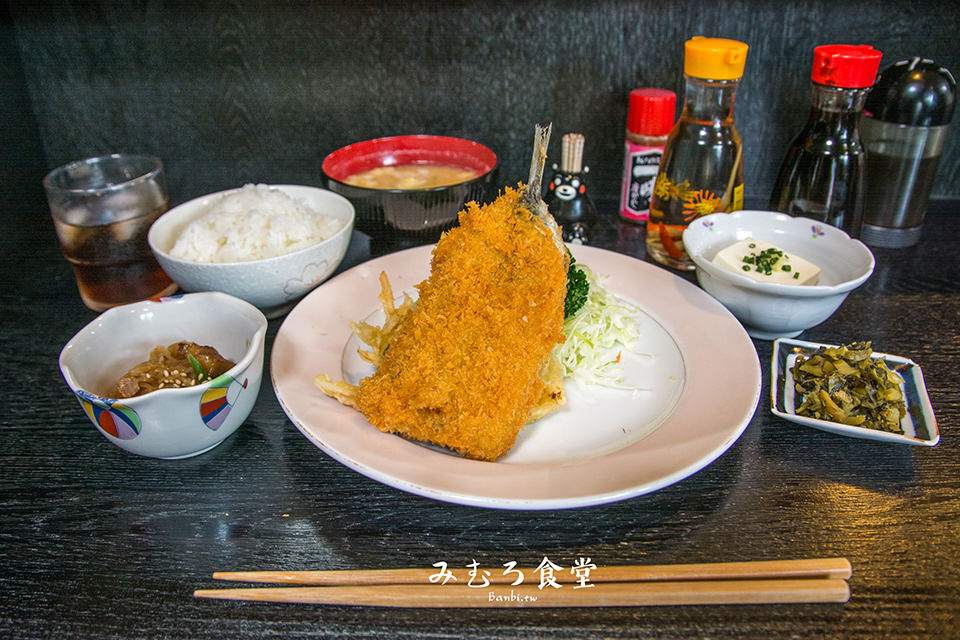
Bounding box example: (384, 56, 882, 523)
(59, 292, 268, 459)
(148, 184, 355, 318)
(683, 210, 875, 339)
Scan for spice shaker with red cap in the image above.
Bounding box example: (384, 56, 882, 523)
(769, 44, 883, 236)
(619, 88, 676, 223)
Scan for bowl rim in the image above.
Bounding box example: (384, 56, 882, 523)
(321, 134, 499, 192)
(148, 183, 355, 268)
(684, 210, 875, 297)
(324, 165, 497, 195)
(59, 291, 268, 405)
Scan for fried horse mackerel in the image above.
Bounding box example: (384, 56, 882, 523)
(315, 125, 569, 461)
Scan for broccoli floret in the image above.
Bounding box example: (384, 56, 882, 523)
(564, 252, 589, 319)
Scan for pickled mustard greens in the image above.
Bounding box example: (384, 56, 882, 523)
(792, 341, 906, 433)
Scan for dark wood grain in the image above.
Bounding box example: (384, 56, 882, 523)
(1, 192, 958, 638)
(7, 0, 960, 208)
(2, 1, 960, 635)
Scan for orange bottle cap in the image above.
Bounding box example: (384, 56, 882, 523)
(684, 37, 749, 80)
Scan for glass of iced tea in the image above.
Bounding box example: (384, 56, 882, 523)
(44, 154, 178, 311)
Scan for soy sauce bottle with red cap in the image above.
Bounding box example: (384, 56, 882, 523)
(770, 44, 883, 236)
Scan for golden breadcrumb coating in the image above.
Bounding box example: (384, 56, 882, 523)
(348, 186, 567, 461)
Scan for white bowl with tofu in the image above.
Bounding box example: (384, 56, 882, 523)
(683, 210, 875, 339)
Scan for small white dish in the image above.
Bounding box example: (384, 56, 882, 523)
(683, 210, 875, 339)
(771, 337, 939, 446)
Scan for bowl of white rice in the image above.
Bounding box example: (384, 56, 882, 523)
(148, 184, 354, 317)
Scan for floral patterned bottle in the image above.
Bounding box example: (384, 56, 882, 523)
(646, 37, 748, 270)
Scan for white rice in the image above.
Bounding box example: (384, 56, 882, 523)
(169, 184, 343, 263)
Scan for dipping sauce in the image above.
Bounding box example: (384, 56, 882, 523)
(344, 164, 478, 190)
(713, 237, 821, 285)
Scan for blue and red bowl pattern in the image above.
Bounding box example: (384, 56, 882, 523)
(77, 390, 141, 440)
(74, 372, 248, 438)
(200, 374, 249, 431)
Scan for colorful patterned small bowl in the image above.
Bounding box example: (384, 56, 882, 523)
(58, 292, 267, 459)
(683, 210, 875, 339)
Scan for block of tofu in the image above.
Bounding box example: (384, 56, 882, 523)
(713, 237, 820, 285)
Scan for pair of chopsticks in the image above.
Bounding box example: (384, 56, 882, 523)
(193, 557, 851, 607)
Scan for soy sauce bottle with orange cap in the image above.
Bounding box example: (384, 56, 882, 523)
(769, 44, 883, 237)
(646, 37, 749, 270)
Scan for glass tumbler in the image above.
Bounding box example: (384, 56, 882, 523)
(44, 154, 177, 311)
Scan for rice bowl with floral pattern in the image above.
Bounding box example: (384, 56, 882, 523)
(149, 184, 355, 318)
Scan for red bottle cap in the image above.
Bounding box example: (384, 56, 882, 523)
(811, 45, 883, 88)
(626, 88, 677, 136)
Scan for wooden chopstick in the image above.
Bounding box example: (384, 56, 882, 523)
(211, 558, 852, 586)
(196, 559, 852, 607)
(193, 578, 850, 607)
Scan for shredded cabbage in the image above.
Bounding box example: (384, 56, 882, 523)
(553, 265, 648, 392)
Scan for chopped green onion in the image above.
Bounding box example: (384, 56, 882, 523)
(741, 247, 790, 277)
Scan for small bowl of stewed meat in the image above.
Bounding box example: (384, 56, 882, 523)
(322, 134, 498, 241)
(58, 291, 267, 459)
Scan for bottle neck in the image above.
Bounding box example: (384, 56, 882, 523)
(681, 75, 740, 124)
(808, 83, 870, 121)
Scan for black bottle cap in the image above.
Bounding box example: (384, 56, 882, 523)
(864, 58, 956, 126)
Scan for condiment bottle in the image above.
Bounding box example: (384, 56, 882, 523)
(769, 44, 882, 237)
(619, 88, 676, 223)
(544, 132, 598, 244)
(860, 58, 956, 248)
(646, 37, 748, 270)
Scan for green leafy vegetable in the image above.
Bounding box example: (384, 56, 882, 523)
(564, 251, 590, 320)
(792, 341, 906, 433)
(554, 264, 646, 391)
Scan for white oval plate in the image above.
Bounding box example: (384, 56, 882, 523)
(272, 244, 761, 509)
(771, 338, 939, 446)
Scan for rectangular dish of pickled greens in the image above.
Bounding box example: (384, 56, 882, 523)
(770, 338, 939, 446)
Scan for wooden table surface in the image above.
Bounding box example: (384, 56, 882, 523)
(2, 199, 957, 639)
